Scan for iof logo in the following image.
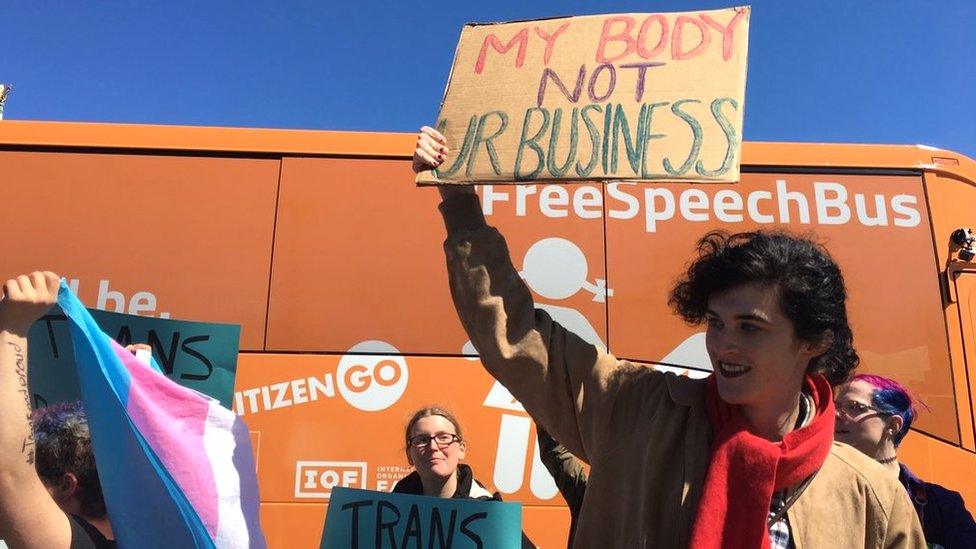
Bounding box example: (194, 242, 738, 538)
(295, 461, 368, 499)
(337, 341, 409, 412)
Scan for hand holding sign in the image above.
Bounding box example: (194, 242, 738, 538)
(414, 127, 476, 202)
(414, 126, 449, 173)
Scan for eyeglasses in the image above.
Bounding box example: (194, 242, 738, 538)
(836, 399, 892, 420)
(408, 433, 461, 448)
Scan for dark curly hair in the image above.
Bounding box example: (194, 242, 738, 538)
(668, 230, 858, 385)
(32, 401, 107, 518)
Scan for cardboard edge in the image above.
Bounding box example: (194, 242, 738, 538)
(733, 5, 751, 179)
(415, 170, 440, 185)
(415, 172, 743, 186)
(462, 6, 751, 27)
(463, 14, 575, 27)
(424, 24, 472, 185)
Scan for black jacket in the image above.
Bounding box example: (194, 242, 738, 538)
(393, 464, 536, 548)
(900, 464, 976, 548)
(393, 464, 496, 500)
(537, 428, 587, 549)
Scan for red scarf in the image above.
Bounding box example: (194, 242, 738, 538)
(689, 374, 835, 549)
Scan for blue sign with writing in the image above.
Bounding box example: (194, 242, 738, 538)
(321, 487, 523, 549)
(28, 306, 241, 409)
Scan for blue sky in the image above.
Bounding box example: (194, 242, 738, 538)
(2, 1, 974, 158)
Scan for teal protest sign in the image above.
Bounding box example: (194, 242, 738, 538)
(321, 487, 522, 549)
(27, 306, 241, 409)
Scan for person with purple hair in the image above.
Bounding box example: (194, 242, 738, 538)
(835, 374, 976, 548)
(0, 270, 149, 549)
(0, 271, 115, 549)
(31, 401, 115, 548)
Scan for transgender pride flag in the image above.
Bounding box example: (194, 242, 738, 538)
(57, 281, 265, 548)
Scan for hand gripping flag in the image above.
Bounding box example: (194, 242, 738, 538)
(57, 281, 266, 548)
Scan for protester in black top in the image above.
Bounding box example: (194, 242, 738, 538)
(67, 515, 115, 549)
(0, 271, 131, 549)
(899, 464, 976, 549)
(536, 427, 587, 549)
(33, 401, 116, 548)
(0, 271, 83, 549)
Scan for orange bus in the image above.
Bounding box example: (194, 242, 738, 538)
(1, 120, 973, 548)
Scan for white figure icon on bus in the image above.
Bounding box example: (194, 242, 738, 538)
(462, 236, 611, 359)
(520, 237, 611, 349)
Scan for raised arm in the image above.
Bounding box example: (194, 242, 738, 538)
(0, 271, 73, 549)
(416, 127, 665, 463)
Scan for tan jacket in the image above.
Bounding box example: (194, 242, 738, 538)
(440, 194, 924, 548)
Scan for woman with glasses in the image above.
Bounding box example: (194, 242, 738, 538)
(392, 406, 536, 547)
(836, 374, 976, 548)
(392, 406, 491, 500)
(413, 126, 924, 548)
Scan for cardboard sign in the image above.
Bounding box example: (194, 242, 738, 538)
(320, 487, 523, 549)
(418, 7, 750, 185)
(28, 306, 241, 409)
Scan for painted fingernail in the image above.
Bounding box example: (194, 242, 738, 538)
(438, 154, 444, 160)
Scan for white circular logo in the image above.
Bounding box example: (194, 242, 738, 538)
(521, 237, 589, 299)
(337, 341, 408, 412)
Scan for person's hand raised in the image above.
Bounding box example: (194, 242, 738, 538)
(413, 125, 448, 174)
(0, 271, 60, 334)
(413, 126, 476, 201)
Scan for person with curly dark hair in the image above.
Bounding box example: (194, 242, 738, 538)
(414, 126, 924, 548)
(31, 401, 113, 546)
(668, 230, 858, 386)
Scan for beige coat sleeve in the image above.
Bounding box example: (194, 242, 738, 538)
(882, 487, 926, 548)
(440, 193, 668, 464)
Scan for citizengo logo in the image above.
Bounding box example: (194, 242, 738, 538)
(295, 461, 367, 499)
(233, 340, 409, 415)
(337, 341, 409, 412)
